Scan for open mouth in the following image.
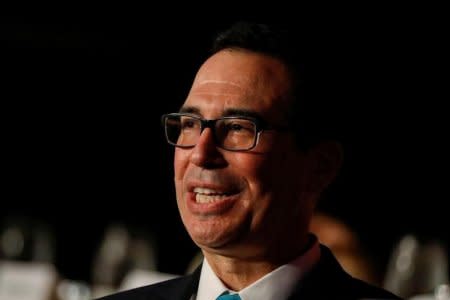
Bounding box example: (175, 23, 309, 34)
(193, 187, 236, 203)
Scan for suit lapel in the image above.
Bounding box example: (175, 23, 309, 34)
(287, 245, 351, 299)
(153, 265, 201, 300)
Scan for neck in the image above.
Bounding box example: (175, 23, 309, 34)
(202, 234, 311, 291)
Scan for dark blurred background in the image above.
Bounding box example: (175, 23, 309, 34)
(1, 4, 447, 289)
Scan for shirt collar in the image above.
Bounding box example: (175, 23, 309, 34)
(195, 236, 320, 300)
(195, 256, 229, 300)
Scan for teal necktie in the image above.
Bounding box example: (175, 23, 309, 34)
(216, 291, 242, 300)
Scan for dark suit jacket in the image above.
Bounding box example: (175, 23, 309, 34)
(97, 245, 402, 300)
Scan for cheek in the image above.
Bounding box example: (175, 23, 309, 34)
(174, 149, 190, 181)
(232, 154, 270, 192)
(174, 150, 190, 210)
(233, 154, 260, 174)
(245, 149, 298, 194)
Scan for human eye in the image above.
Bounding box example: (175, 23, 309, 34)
(223, 119, 254, 135)
(180, 117, 199, 130)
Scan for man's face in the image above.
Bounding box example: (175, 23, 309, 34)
(174, 49, 315, 257)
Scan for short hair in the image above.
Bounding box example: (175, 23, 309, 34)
(210, 21, 343, 149)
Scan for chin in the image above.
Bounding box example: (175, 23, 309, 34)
(189, 229, 228, 248)
(188, 224, 238, 249)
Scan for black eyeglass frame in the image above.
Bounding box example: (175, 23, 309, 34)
(161, 112, 290, 151)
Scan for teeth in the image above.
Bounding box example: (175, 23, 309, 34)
(195, 193, 229, 203)
(193, 187, 229, 203)
(193, 187, 225, 195)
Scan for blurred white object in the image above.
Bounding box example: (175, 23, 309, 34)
(0, 260, 57, 300)
(384, 234, 449, 299)
(436, 285, 450, 300)
(92, 224, 130, 287)
(409, 296, 435, 300)
(417, 243, 449, 293)
(91, 224, 158, 288)
(384, 234, 420, 297)
(0, 226, 25, 259)
(56, 279, 91, 300)
(90, 269, 177, 299)
(90, 285, 116, 299)
(0, 217, 55, 263)
(409, 284, 450, 300)
(119, 269, 178, 291)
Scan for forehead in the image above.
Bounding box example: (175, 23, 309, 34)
(183, 49, 292, 120)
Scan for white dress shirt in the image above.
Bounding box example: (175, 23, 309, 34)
(193, 239, 320, 300)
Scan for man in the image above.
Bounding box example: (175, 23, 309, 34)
(99, 21, 401, 300)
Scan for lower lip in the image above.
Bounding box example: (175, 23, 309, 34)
(186, 192, 239, 215)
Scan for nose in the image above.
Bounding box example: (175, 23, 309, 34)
(189, 128, 227, 168)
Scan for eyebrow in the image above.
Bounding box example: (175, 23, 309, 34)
(179, 106, 265, 120)
(179, 106, 200, 115)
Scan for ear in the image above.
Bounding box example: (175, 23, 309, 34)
(305, 140, 343, 192)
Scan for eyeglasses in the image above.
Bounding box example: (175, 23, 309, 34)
(162, 113, 289, 151)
